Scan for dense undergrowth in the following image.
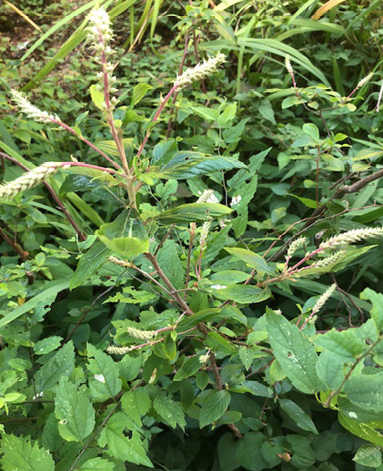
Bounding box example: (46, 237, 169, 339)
(1, 1, 383, 470)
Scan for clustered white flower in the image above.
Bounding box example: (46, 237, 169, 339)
(320, 227, 383, 249)
(312, 283, 337, 315)
(175, 53, 226, 90)
(11, 89, 61, 124)
(126, 326, 158, 341)
(286, 236, 306, 260)
(87, 7, 118, 109)
(0, 162, 63, 199)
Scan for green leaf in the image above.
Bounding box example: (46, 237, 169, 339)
(35, 342, 75, 393)
(70, 243, 112, 289)
(96, 211, 149, 258)
(225, 247, 274, 275)
(0, 279, 70, 329)
(205, 331, 237, 354)
(153, 203, 232, 224)
(215, 285, 271, 304)
(121, 389, 151, 426)
(314, 329, 365, 362)
(158, 152, 246, 179)
(33, 336, 63, 355)
(131, 83, 152, 106)
(339, 412, 383, 447)
(234, 432, 268, 471)
(200, 390, 231, 428)
(279, 399, 318, 434)
(157, 240, 184, 290)
(0, 435, 55, 471)
(55, 379, 95, 442)
(266, 310, 322, 393)
(302, 123, 320, 142)
(98, 412, 153, 467)
(87, 344, 122, 402)
(79, 458, 115, 470)
(361, 288, 383, 331)
(316, 351, 345, 390)
(353, 444, 382, 467)
(89, 84, 105, 110)
(174, 356, 203, 381)
(153, 393, 186, 429)
(345, 373, 383, 412)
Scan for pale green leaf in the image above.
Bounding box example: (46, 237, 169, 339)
(225, 247, 274, 275)
(79, 458, 115, 470)
(96, 211, 149, 258)
(354, 444, 382, 467)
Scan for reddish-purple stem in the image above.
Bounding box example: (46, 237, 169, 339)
(136, 84, 179, 160)
(51, 119, 121, 170)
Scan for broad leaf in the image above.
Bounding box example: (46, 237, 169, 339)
(79, 458, 115, 470)
(345, 373, 383, 411)
(153, 393, 186, 429)
(96, 210, 149, 257)
(98, 412, 152, 467)
(225, 247, 274, 275)
(35, 342, 75, 393)
(279, 399, 318, 434)
(152, 203, 232, 224)
(353, 444, 382, 468)
(157, 152, 246, 179)
(70, 242, 112, 289)
(55, 379, 95, 442)
(87, 344, 122, 402)
(0, 435, 55, 471)
(200, 390, 231, 428)
(266, 310, 322, 393)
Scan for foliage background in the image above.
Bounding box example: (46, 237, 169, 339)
(1, 0, 383, 470)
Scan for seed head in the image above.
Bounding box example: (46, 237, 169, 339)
(107, 345, 134, 355)
(285, 56, 294, 76)
(11, 90, 60, 124)
(0, 162, 62, 199)
(286, 237, 307, 260)
(357, 72, 373, 90)
(126, 326, 157, 341)
(312, 283, 336, 315)
(320, 227, 383, 249)
(175, 53, 226, 90)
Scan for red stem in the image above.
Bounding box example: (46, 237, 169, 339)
(51, 119, 121, 170)
(136, 85, 179, 160)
